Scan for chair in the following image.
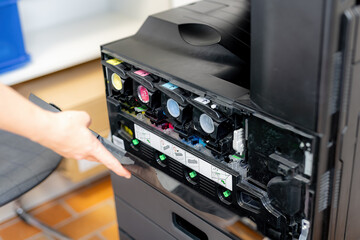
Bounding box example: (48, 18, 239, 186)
(0, 97, 71, 239)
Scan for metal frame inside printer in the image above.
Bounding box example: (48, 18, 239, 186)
(101, 0, 360, 239)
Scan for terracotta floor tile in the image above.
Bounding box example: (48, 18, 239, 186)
(101, 223, 119, 240)
(0, 218, 16, 231)
(84, 235, 103, 240)
(28, 200, 58, 214)
(65, 177, 114, 213)
(58, 204, 116, 239)
(29, 234, 49, 240)
(0, 219, 40, 240)
(33, 203, 72, 227)
(0, 176, 117, 240)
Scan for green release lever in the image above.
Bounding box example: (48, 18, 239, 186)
(189, 171, 197, 179)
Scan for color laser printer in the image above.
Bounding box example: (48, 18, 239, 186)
(101, 0, 360, 239)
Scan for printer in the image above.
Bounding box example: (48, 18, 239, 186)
(101, 0, 360, 239)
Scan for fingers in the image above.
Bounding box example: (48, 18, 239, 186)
(91, 139, 131, 179)
(57, 110, 130, 178)
(121, 164, 140, 174)
(76, 111, 92, 128)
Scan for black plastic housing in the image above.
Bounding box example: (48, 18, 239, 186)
(158, 81, 192, 126)
(106, 68, 131, 95)
(101, 0, 360, 239)
(102, 58, 316, 240)
(191, 106, 232, 141)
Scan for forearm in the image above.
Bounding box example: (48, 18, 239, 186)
(0, 84, 53, 142)
(0, 84, 131, 177)
(0, 83, 131, 178)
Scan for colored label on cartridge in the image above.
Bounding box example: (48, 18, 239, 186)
(162, 82, 178, 90)
(134, 69, 150, 77)
(106, 58, 123, 66)
(194, 96, 210, 105)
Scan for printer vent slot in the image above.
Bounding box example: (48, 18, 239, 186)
(199, 175, 216, 196)
(169, 159, 183, 178)
(140, 144, 155, 161)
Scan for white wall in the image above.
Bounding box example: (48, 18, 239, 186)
(109, 0, 171, 19)
(18, 0, 111, 34)
(19, 0, 172, 35)
(172, 0, 199, 8)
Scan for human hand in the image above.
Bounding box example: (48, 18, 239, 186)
(35, 110, 131, 179)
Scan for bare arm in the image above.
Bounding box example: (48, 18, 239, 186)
(0, 83, 131, 178)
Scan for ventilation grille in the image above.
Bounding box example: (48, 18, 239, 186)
(199, 175, 216, 196)
(318, 170, 331, 212)
(168, 159, 183, 178)
(140, 144, 155, 161)
(332, 167, 342, 209)
(330, 52, 343, 114)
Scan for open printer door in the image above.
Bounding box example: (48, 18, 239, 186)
(29, 94, 267, 240)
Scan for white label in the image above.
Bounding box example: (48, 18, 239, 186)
(185, 153, 200, 171)
(211, 166, 232, 189)
(149, 133, 162, 151)
(194, 96, 210, 105)
(134, 125, 151, 144)
(134, 124, 233, 190)
(160, 139, 173, 156)
(171, 145, 186, 164)
(304, 151, 313, 176)
(199, 159, 212, 179)
(112, 135, 125, 150)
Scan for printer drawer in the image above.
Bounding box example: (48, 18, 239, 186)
(115, 195, 176, 240)
(111, 171, 232, 240)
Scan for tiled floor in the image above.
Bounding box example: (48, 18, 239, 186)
(0, 176, 119, 240)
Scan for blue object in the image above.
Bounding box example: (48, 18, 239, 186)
(182, 135, 207, 148)
(162, 82, 178, 90)
(0, 0, 30, 74)
(166, 98, 180, 118)
(198, 138, 206, 147)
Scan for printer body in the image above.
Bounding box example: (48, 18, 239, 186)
(102, 0, 360, 239)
